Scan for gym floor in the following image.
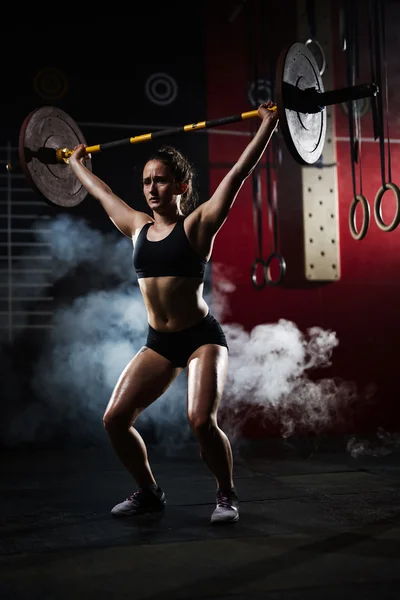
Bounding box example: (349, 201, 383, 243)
(1, 438, 400, 599)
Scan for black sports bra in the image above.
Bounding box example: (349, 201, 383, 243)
(133, 220, 207, 279)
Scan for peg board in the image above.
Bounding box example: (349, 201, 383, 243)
(297, 0, 341, 281)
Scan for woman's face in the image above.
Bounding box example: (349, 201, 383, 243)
(142, 160, 180, 212)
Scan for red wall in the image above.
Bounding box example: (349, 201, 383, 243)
(206, 0, 400, 437)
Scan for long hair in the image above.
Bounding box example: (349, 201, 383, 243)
(147, 146, 199, 215)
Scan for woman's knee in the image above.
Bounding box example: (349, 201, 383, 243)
(188, 412, 217, 437)
(103, 407, 138, 433)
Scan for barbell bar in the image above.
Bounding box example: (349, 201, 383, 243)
(7, 42, 378, 208)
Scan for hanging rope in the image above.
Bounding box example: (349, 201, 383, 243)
(372, 0, 400, 232)
(346, 0, 370, 240)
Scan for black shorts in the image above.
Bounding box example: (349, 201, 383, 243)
(145, 312, 228, 368)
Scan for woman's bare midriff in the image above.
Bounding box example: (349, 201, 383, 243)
(138, 276, 209, 332)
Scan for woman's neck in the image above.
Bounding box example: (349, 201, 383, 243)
(152, 213, 184, 228)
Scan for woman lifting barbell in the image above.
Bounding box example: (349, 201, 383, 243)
(68, 100, 279, 524)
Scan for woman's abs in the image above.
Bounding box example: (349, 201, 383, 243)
(138, 276, 208, 332)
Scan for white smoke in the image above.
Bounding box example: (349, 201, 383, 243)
(207, 263, 360, 441)
(347, 428, 400, 458)
(2, 213, 191, 450)
(210, 261, 237, 322)
(25, 285, 192, 450)
(220, 320, 358, 441)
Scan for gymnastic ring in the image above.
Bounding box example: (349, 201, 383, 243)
(305, 38, 326, 76)
(373, 182, 400, 232)
(265, 252, 287, 286)
(349, 194, 370, 240)
(251, 258, 267, 290)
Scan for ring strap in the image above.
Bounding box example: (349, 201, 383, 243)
(252, 168, 264, 264)
(248, 9, 268, 291)
(265, 147, 286, 286)
(345, 0, 369, 240)
(372, 0, 387, 187)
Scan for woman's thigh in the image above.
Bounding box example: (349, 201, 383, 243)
(104, 346, 182, 423)
(186, 344, 229, 422)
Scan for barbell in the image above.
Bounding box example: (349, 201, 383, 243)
(8, 42, 378, 208)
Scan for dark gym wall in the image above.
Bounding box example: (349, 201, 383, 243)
(206, 0, 400, 437)
(1, 18, 210, 227)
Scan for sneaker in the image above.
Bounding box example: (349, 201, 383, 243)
(210, 488, 239, 524)
(111, 485, 166, 516)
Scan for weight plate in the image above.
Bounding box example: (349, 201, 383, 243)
(275, 42, 327, 165)
(18, 106, 91, 207)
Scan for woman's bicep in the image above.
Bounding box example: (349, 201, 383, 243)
(198, 170, 244, 232)
(96, 190, 149, 238)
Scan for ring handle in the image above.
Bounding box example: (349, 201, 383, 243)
(349, 194, 370, 240)
(265, 252, 287, 286)
(251, 258, 267, 290)
(373, 182, 400, 232)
